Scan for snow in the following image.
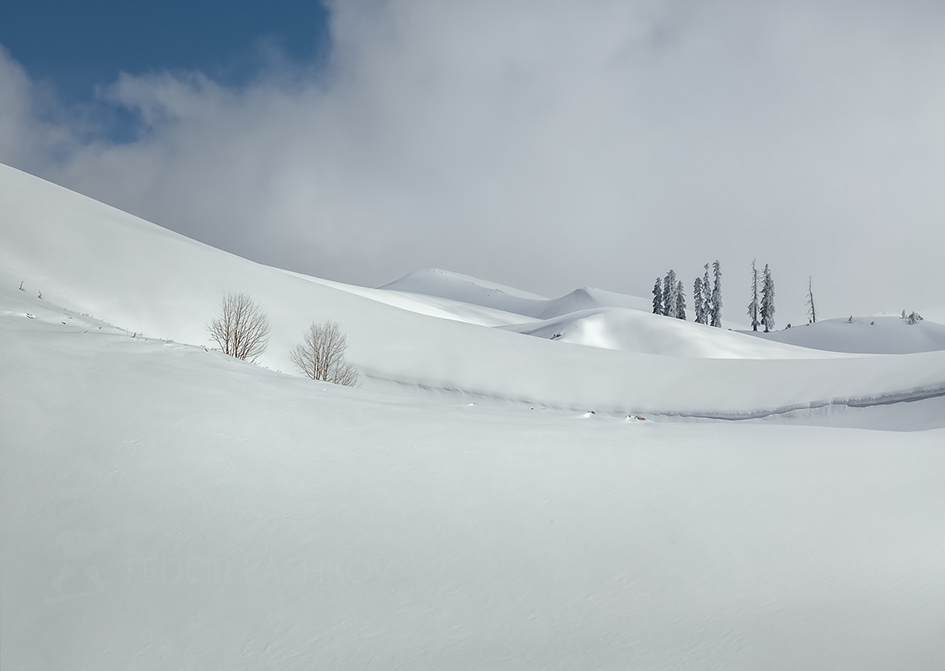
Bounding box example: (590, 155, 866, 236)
(3, 290, 945, 670)
(3, 162, 945, 669)
(501, 307, 848, 359)
(3, 163, 944, 424)
(381, 267, 653, 319)
(745, 316, 945, 354)
(381, 267, 550, 301)
(919, 304, 945, 326)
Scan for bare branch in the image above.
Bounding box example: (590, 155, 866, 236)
(289, 321, 359, 386)
(207, 293, 270, 362)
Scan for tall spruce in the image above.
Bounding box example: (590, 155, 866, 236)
(675, 280, 687, 320)
(693, 277, 705, 324)
(747, 259, 760, 331)
(710, 260, 723, 327)
(760, 263, 775, 332)
(652, 278, 663, 315)
(702, 264, 712, 325)
(663, 270, 678, 318)
(805, 276, 817, 324)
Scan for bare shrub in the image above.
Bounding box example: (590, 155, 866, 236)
(289, 321, 358, 386)
(207, 292, 271, 362)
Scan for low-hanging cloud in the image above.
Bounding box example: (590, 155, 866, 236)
(1, 0, 943, 323)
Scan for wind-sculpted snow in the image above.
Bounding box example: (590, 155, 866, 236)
(3, 161, 945, 426)
(502, 307, 846, 359)
(381, 268, 652, 318)
(2, 297, 945, 670)
(745, 315, 945, 354)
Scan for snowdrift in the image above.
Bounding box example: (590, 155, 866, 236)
(503, 307, 844, 359)
(2, 162, 945, 422)
(746, 316, 945, 354)
(4, 290, 944, 669)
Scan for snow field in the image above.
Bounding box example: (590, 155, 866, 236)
(2, 305, 944, 670)
(3, 161, 945, 669)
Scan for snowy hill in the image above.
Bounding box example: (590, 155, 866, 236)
(4, 286, 943, 670)
(2, 162, 945, 423)
(745, 316, 945, 354)
(919, 304, 945, 326)
(381, 268, 653, 319)
(3, 162, 945, 669)
(503, 308, 844, 359)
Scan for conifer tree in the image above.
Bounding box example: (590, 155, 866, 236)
(663, 270, 678, 318)
(747, 259, 760, 331)
(760, 263, 775, 332)
(652, 278, 663, 315)
(702, 264, 712, 324)
(693, 277, 705, 324)
(805, 276, 817, 324)
(710, 260, 722, 327)
(675, 280, 687, 320)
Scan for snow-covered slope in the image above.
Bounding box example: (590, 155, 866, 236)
(381, 267, 549, 301)
(4, 164, 945, 670)
(919, 304, 945, 326)
(3, 289, 945, 670)
(745, 316, 945, 354)
(2, 162, 945, 423)
(503, 308, 846, 359)
(381, 267, 653, 319)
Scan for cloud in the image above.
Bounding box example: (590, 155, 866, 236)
(1, 0, 943, 323)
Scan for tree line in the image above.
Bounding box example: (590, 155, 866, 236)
(652, 260, 786, 332)
(652, 261, 723, 327)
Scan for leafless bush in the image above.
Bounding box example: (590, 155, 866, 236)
(207, 292, 270, 362)
(289, 320, 358, 386)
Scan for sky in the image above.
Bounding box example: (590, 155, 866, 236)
(0, 0, 942, 325)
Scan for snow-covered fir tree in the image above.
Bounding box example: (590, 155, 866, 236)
(702, 264, 712, 325)
(675, 280, 687, 320)
(693, 277, 705, 324)
(663, 270, 678, 318)
(710, 261, 722, 328)
(652, 278, 663, 315)
(805, 276, 817, 324)
(747, 259, 760, 331)
(760, 263, 775, 332)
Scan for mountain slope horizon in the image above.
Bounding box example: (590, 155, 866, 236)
(2, 161, 944, 425)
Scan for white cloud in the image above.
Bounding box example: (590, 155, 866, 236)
(1, 0, 943, 323)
